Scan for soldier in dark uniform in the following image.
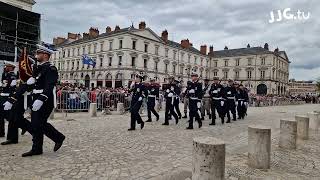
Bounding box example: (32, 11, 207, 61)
(209, 77, 226, 125)
(21, 45, 66, 157)
(146, 78, 159, 122)
(163, 77, 179, 125)
(128, 74, 147, 130)
(236, 84, 249, 119)
(172, 78, 182, 119)
(182, 81, 191, 119)
(225, 79, 237, 123)
(186, 73, 202, 129)
(0, 61, 17, 137)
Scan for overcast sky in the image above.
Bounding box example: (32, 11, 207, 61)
(34, 0, 319, 81)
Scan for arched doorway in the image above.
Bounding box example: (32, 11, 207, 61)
(257, 84, 267, 95)
(105, 73, 112, 88)
(97, 74, 103, 87)
(85, 75, 90, 88)
(115, 73, 123, 88)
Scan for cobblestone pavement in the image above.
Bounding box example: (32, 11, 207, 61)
(0, 104, 319, 180)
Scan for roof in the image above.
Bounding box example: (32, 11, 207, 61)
(212, 47, 274, 58)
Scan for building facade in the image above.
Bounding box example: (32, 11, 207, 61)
(0, 0, 35, 11)
(52, 22, 210, 88)
(288, 80, 318, 96)
(210, 44, 290, 95)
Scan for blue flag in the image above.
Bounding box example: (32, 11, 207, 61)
(82, 55, 96, 67)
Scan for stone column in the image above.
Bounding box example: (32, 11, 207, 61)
(307, 112, 320, 130)
(192, 137, 225, 180)
(279, 119, 297, 149)
(117, 103, 124, 113)
(89, 103, 97, 117)
(295, 115, 309, 140)
(248, 125, 271, 169)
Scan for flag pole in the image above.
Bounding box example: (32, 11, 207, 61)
(14, 12, 19, 63)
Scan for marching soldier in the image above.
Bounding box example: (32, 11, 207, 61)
(163, 77, 179, 125)
(21, 45, 66, 157)
(186, 73, 202, 129)
(146, 78, 160, 122)
(209, 77, 226, 125)
(128, 74, 147, 130)
(0, 61, 17, 137)
(201, 78, 211, 120)
(225, 79, 237, 122)
(182, 81, 191, 119)
(236, 84, 249, 119)
(172, 78, 182, 119)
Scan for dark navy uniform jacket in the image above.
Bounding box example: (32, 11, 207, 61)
(148, 84, 159, 99)
(209, 83, 224, 100)
(186, 80, 202, 100)
(225, 85, 237, 101)
(131, 82, 148, 103)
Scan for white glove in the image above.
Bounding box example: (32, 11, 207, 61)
(220, 101, 224, 106)
(235, 102, 238, 106)
(168, 93, 173, 97)
(32, 100, 43, 111)
(27, 77, 36, 85)
(138, 97, 143, 101)
(197, 102, 201, 108)
(10, 80, 17, 87)
(244, 102, 248, 106)
(189, 89, 195, 93)
(3, 101, 13, 111)
(166, 89, 170, 93)
(130, 82, 135, 89)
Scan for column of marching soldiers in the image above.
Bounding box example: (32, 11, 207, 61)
(128, 73, 249, 130)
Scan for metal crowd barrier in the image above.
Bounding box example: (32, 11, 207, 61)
(249, 97, 305, 107)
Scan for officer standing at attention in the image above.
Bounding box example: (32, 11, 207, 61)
(225, 79, 237, 123)
(146, 78, 160, 122)
(0, 61, 17, 137)
(201, 78, 211, 120)
(128, 74, 147, 130)
(163, 77, 179, 125)
(186, 73, 202, 129)
(209, 77, 225, 125)
(21, 45, 66, 157)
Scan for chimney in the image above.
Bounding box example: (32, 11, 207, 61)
(83, 32, 89, 39)
(89, 27, 99, 38)
(161, 30, 168, 42)
(67, 32, 81, 41)
(53, 37, 66, 46)
(181, 39, 190, 49)
(264, 43, 269, 50)
(115, 25, 120, 31)
(200, 45, 207, 55)
(208, 46, 214, 55)
(247, 43, 251, 48)
(139, 21, 146, 29)
(224, 46, 228, 50)
(106, 26, 112, 33)
(274, 47, 279, 53)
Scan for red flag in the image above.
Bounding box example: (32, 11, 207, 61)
(18, 47, 33, 83)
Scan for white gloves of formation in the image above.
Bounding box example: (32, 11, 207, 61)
(197, 102, 201, 108)
(32, 100, 43, 111)
(220, 101, 224, 106)
(27, 77, 36, 85)
(168, 93, 173, 97)
(10, 80, 17, 87)
(138, 97, 143, 101)
(3, 101, 13, 111)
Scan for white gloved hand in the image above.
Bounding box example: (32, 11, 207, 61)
(220, 101, 224, 106)
(244, 102, 248, 106)
(27, 77, 36, 85)
(166, 89, 170, 93)
(138, 97, 143, 101)
(235, 102, 238, 106)
(168, 93, 173, 97)
(189, 89, 195, 93)
(3, 101, 13, 111)
(32, 100, 43, 111)
(10, 80, 17, 87)
(197, 102, 201, 108)
(130, 81, 135, 89)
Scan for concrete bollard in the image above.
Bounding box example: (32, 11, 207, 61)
(307, 112, 320, 130)
(117, 103, 124, 113)
(192, 137, 225, 180)
(89, 103, 97, 117)
(279, 119, 297, 149)
(295, 115, 309, 140)
(248, 125, 271, 169)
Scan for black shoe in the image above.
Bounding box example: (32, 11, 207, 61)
(186, 127, 193, 130)
(208, 114, 212, 119)
(21, 129, 27, 135)
(178, 116, 182, 119)
(238, 117, 241, 120)
(182, 115, 187, 118)
(128, 128, 136, 131)
(146, 119, 152, 122)
(140, 122, 145, 129)
(200, 117, 204, 121)
(233, 118, 236, 121)
(22, 150, 43, 157)
(176, 118, 179, 124)
(226, 119, 231, 123)
(221, 118, 225, 124)
(1, 140, 18, 145)
(156, 116, 160, 121)
(54, 136, 65, 152)
(198, 121, 202, 128)
(162, 123, 169, 125)
(209, 122, 216, 126)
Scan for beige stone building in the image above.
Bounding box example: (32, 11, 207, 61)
(288, 80, 318, 96)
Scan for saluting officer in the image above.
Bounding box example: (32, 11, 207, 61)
(0, 61, 17, 137)
(163, 76, 179, 125)
(225, 79, 237, 122)
(201, 78, 211, 120)
(186, 73, 202, 129)
(209, 77, 225, 125)
(21, 45, 65, 157)
(128, 74, 147, 131)
(236, 84, 249, 119)
(146, 78, 160, 122)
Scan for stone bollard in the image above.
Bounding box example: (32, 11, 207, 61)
(307, 112, 320, 130)
(192, 137, 225, 180)
(117, 103, 124, 113)
(295, 115, 309, 140)
(248, 125, 271, 169)
(89, 103, 97, 117)
(279, 119, 297, 149)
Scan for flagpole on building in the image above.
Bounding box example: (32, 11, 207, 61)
(14, 12, 18, 63)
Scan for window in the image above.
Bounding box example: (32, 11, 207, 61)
(100, 42, 104, 52)
(143, 59, 148, 68)
(194, 56, 197, 64)
(214, 61, 218, 67)
(67, 61, 70, 70)
(173, 51, 176, 60)
(224, 72, 228, 79)
(214, 71, 218, 77)
(224, 60, 228, 66)
(77, 61, 79, 70)
(188, 55, 191, 63)
(72, 48, 75, 56)
(165, 49, 169, 57)
(180, 66, 184, 74)
(144, 44, 148, 53)
(165, 64, 168, 73)
(248, 59, 252, 65)
(71, 61, 74, 70)
(119, 40, 123, 49)
(118, 56, 122, 66)
(93, 44, 97, 53)
(235, 71, 239, 79)
(247, 71, 252, 79)
(261, 57, 266, 65)
(155, 62, 158, 71)
(77, 48, 80, 56)
(108, 57, 112, 66)
(132, 40, 136, 50)
(236, 59, 240, 66)
(131, 57, 136, 66)
(82, 62, 84, 69)
(261, 70, 265, 79)
(155, 46, 159, 55)
(82, 47, 85, 55)
(67, 49, 70, 57)
(173, 65, 176, 74)
(109, 41, 113, 50)
(100, 57, 103, 67)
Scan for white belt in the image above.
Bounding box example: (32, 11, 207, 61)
(0, 93, 10, 96)
(33, 89, 44, 94)
(238, 99, 245, 101)
(212, 97, 221, 100)
(148, 95, 156, 97)
(190, 97, 199, 100)
(227, 97, 235, 100)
